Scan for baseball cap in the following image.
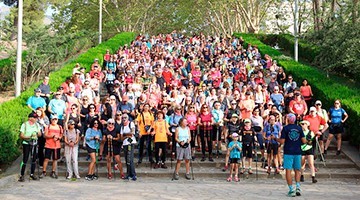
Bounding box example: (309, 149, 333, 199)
(232, 133, 239, 137)
(28, 112, 38, 118)
(34, 88, 41, 93)
(315, 100, 322, 105)
(50, 114, 58, 119)
(232, 113, 239, 118)
(244, 118, 251, 123)
(310, 106, 317, 112)
(68, 119, 76, 125)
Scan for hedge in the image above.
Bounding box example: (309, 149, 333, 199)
(255, 34, 320, 64)
(234, 33, 360, 146)
(0, 32, 136, 164)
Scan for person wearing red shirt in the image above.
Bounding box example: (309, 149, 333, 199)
(162, 66, 173, 85)
(289, 93, 308, 121)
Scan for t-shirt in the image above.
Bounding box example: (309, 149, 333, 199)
(329, 107, 346, 124)
(136, 112, 154, 135)
(281, 124, 305, 155)
(228, 141, 242, 159)
(20, 121, 41, 145)
(240, 127, 255, 145)
(26, 96, 46, 110)
(153, 120, 169, 143)
(64, 129, 80, 147)
(120, 121, 136, 146)
(303, 115, 326, 133)
(48, 99, 66, 119)
(263, 123, 281, 144)
(270, 93, 284, 106)
(104, 128, 120, 147)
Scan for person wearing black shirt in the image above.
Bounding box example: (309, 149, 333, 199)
(240, 118, 255, 175)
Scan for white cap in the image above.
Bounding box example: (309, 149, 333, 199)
(315, 100, 322, 105)
(310, 106, 317, 112)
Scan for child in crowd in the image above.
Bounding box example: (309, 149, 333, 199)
(227, 133, 242, 182)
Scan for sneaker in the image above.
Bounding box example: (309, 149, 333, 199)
(234, 175, 239, 182)
(75, 175, 81, 179)
(85, 174, 93, 181)
(222, 165, 228, 172)
(287, 190, 296, 197)
(132, 176, 137, 181)
(248, 169, 253, 174)
(296, 188, 301, 196)
(39, 171, 46, 179)
(319, 157, 326, 162)
(275, 168, 280, 174)
(279, 165, 284, 170)
(66, 176, 72, 180)
(240, 168, 245, 174)
(185, 173, 191, 180)
(226, 176, 232, 182)
(191, 156, 195, 161)
(114, 164, 119, 170)
(137, 158, 142, 164)
(121, 173, 125, 179)
(336, 150, 341, 155)
(196, 147, 201, 152)
(300, 175, 304, 182)
(18, 175, 25, 182)
(161, 163, 168, 169)
(86, 155, 90, 161)
(201, 157, 205, 162)
(91, 174, 98, 180)
(324, 149, 327, 155)
(98, 156, 103, 161)
(312, 177, 318, 183)
(173, 173, 179, 180)
(266, 167, 271, 174)
(208, 157, 214, 162)
(30, 174, 38, 180)
(50, 171, 58, 179)
(154, 163, 160, 169)
(108, 173, 113, 180)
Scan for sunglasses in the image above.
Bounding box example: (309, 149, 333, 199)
(231, 103, 237, 105)
(316, 104, 322, 106)
(51, 118, 58, 121)
(116, 114, 122, 116)
(110, 99, 116, 101)
(203, 107, 208, 108)
(335, 102, 340, 104)
(122, 117, 128, 119)
(71, 107, 77, 110)
(83, 99, 88, 101)
(108, 123, 114, 125)
(69, 123, 75, 125)
(94, 122, 99, 124)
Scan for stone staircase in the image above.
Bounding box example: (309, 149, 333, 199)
(49, 144, 360, 181)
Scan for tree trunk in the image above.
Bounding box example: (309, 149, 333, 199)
(353, 0, 359, 23)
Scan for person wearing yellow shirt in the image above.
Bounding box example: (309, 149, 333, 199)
(136, 103, 155, 164)
(152, 111, 172, 169)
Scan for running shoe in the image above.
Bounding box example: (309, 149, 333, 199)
(287, 190, 296, 197)
(296, 188, 301, 196)
(18, 175, 25, 182)
(227, 176, 232, 182)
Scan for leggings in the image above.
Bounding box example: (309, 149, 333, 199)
(154, 142, 167, 164)
(21, 143, 37, 176)
(138, 135, 153, 162)
(200, 129, 213, 157)
(190, 130, 197, 148)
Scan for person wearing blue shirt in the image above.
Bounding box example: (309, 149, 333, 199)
(85, 119, 102, 181)
(279, 113, 306, 197)
(48, 92, 66, 126)
(226, 133, 242, 182)
(27, 88, 46, 112)
(263, 115, 281, 174)
(324, 99, 348, 155)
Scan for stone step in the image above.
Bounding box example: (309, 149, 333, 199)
(51, 157, 355, 169)
(45, 166, 360, 180)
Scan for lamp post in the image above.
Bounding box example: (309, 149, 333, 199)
(294, 0, 298, 61)
(15, 0, 23, 97)
(99, 0, 102, 44)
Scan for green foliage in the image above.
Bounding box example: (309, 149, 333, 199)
(0, 32, 135, 164)
(234, 33, 360, 146)
(0, 51, 27, 90)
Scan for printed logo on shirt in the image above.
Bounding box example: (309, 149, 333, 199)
(289, 129, 300, 141)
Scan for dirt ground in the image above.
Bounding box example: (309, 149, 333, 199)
(0, 90, 15, 104)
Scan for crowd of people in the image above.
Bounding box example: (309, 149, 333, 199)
(20, 32, 349, 196)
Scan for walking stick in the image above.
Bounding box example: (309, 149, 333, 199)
(95, 139, 99, 179)
(190, 149, 194, 180)
(315, 137, 326, 167)
(29, 140, 36, 182)
(216, 125, 219, 158)
(255, 145, 258, 181)
(36, 143, 40, 181)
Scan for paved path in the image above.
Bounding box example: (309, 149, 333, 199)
(0, 176, 359, 200)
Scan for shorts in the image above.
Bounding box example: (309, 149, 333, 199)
(283, 154, 302, 170)
(103, 143, 121, 156)
(44, 148, 61, 160)
(86, 144, 96, 154)
(302, 148, 314, 156)
(242, 144, 253, 158)
(329, 123, 344, 134)
(176, 146, 191, 161)
(230, 158, 240, 164)
(266, 142, 279, 156)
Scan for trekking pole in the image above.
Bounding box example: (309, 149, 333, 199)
(315, 137, 326, 167)
(255, 144, 258, 181)
(112, 140, 116, 180)
(95, 139, 99, 179)
(29, 141, 35, 182)
(36, 143, 40, 181)
(190, 151, 194, 180)
(216, 125, 219, 159)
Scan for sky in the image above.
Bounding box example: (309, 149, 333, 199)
(0, 2, 53, 24)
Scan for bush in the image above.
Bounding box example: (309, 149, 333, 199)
(0, 51, 28, 90)
(234, 33, 360, 146)
(0, 32, 135, 164)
